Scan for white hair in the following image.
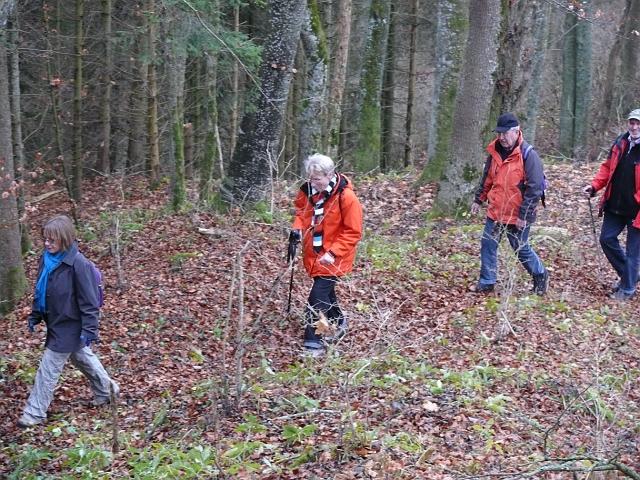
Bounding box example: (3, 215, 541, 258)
(304, 154, 335, 176)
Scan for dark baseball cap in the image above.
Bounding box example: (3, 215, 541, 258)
(494, 113, 519, 133)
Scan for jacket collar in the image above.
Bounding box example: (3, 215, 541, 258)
(300, 173, 348, 196)
(61, 241, 80, 266)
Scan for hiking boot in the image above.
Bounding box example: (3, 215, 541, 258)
(532, 271, 549, 296)
(17, 413, 45, 428)
(610, 289, 635, 301)
(473, 282, 495, 293)
(92, 380, 120, 407)
(324, 318, 348, 344)
(611, 280, 639, 293)
(302, 346, 325, 358)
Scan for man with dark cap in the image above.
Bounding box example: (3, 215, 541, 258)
(470, 112, 549, 295)
(583, 108, 640, 301)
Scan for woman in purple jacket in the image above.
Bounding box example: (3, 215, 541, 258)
(18, 215, 118, 428)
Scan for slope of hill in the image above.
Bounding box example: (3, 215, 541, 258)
(1, 162, 638, 478)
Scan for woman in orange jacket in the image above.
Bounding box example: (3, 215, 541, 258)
(291, 154, 363, 357)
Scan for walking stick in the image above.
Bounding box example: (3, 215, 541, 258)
(286, 235, 299, 313)
(587, 195, 598, 245)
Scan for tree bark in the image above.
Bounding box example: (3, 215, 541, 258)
(0, 27, 27, 317)
(436, 0, 501, 210)
(223, 0, 306, 205)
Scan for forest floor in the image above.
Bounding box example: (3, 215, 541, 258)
(1, 160, 639, 479)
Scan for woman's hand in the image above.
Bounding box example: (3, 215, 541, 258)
(319, 252, 335, 265)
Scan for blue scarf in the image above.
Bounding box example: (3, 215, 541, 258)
(34, 250, 66, 312)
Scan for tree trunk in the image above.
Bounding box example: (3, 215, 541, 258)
(72, 0, 84, 202)
(172, 94, 186, 211)
(8, 13, 30, 254)
(223, 0, 306, 205)
(43, 4, 73, 205)
(297, 3, 327, 172)
(381, 2, 395, 172)
(200, 53, 218, 204)
(421, 0, 469, 182)
(436, 0, 501, 210)
(184, 122, 193, 180)
(573, 0, 592, 160)
(0, 28, 27, 317)
(559, 14, 577, 157)
(403, 0, 418, 168)
(98, 0, 113, 174)
(524, 0, 551, 144)
(352, 0, 391, 172)
(323, 0, 352, 157)
(338, 0, 373, 164)
(595, 0, 640, 152)
(146, 0, 160, 187)
(127, 3, 147, 173)
(285, 44, 302, 173)
(229, 4, 240, 161)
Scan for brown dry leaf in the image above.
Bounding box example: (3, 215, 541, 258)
(313, 311, 336, 336)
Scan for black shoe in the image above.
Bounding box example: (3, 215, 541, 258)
(473, 282, 495, 293)
(532, 271, 549, 296)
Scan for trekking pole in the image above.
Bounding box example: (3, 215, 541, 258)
(286, 235, 299, 313)
(587, 196, 598, 245)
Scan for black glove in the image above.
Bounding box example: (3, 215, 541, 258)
(287, 230, 301, 263)
(27, 312, 43, 333)
(79, 333, 98, 348)
(289, 229, 301, 243)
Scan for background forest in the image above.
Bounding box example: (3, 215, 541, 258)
(1, 0, 640, 478)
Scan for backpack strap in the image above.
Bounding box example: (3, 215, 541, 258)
(521, 141, 546, 208)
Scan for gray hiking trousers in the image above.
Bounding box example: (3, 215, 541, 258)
(23, 347, 114, 420)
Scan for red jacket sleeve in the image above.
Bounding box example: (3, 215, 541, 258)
(326, 189, 363, 258)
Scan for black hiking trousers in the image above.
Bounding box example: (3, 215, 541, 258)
(304, 276, 344, 349)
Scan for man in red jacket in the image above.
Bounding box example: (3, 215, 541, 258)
(583, 109, 640, 301)
(471, 113, 549, 295)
